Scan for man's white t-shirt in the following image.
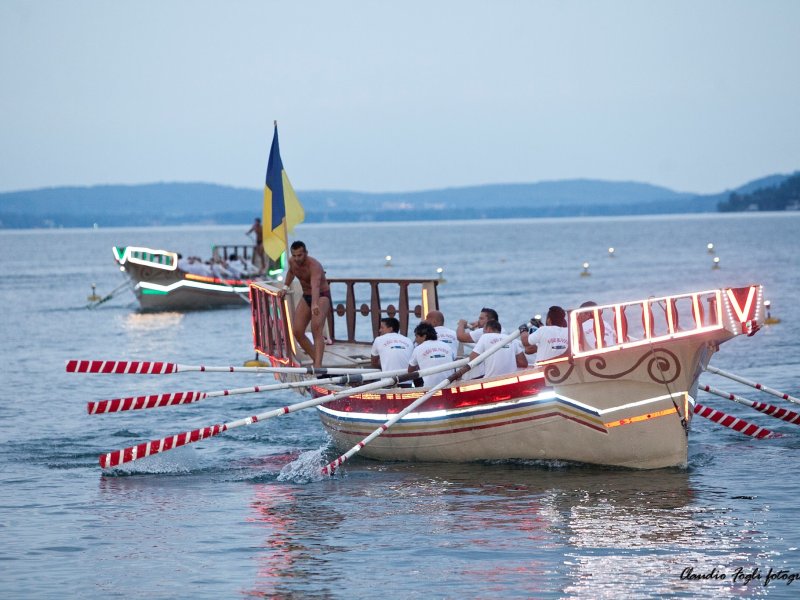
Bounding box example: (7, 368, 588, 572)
(471, 332, 522, 379)
(435, 326, 459, 353)
(409, 340, 455, 387)
(527, 325, 569, 363)
(582, 318, 615, 349)
(370, 332, 413, 372)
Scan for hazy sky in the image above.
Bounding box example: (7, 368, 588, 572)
(1, 1, 798, 195)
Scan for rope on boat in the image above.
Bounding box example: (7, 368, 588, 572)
(85, 281, 131, 309)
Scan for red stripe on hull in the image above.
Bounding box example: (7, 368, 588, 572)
(313, 377, 548, 415)
(324, 410, 607, 438)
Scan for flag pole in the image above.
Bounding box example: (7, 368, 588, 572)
(276, 119, 291, 274)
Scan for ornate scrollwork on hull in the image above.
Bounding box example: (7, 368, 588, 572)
(584, 347, 681, 384)
(543, 362, 575, 384)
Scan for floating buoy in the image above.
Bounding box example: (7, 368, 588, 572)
(87, 283, 101, 302)
(437, 267, 446, 284)
(244, 356, 270, 367)
(385, 255, 392, 267)
(580, 262, 591, 277)
(712, 256, 721, 270)
(608, 247, 615, 258)
(764, 300, 781, 325)
(707, 242, 715, 255)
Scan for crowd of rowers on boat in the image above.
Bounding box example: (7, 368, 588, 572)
(176, 253, 262, 280)
(369, 303, 610, 388)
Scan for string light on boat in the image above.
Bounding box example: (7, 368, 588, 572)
(707, 242, 715, 254)
(723, 285, 762, 335)
(384, 255, 392, 267)
(608, 247, 615, 258)
(580, 262, 591, 277)
(712, 256, 720, 270)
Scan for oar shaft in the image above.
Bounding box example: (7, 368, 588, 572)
(67, 359, 379, 376)
(87, 367, 420, 414)
(701, 384, 800, 426)
(693, 403, 779, 439)
(99, 358, 469, 468)
(706, 365, 800, 406)
(322, 324, 527, 475)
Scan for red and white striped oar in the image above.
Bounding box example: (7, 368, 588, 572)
(701, 384, 800, 426)
(98, 358, 469, 468)
(706, 365, 800, 406)
(88, 368, 412, 414)
(321, 324, 527, 475)
(693, 403, 780, 439)
(66, 359, 376, 377)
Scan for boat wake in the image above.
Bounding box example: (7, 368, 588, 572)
(277, 442, 332, 484)
(101, 446, 201, 476)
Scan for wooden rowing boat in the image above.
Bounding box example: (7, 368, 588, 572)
(113, 244, 278, 311)
(249, 279, 765, 469)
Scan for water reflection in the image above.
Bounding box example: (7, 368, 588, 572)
(235, 462, 781, 597)
(120, 311, 184, 331)
(244, 484, 343, 598)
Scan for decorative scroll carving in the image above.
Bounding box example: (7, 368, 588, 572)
(584, 347, 681, 384)
(544, 362, 575, 384)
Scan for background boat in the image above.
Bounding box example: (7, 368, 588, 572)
(112, 243, 281, 311)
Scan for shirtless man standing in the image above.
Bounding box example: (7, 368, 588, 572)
(278, 241, 331, 367)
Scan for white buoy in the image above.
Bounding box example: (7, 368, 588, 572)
(436, 267, 446, 283)
(580, 262, 590, 277)
(707, 242, 715, 255)
(385, 255, 392, 267)
(608, 247, 615, 258)
(712, 256, 720, 270)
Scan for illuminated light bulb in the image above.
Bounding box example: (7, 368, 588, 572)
(707, 243, 715, 254)
(581, 262, 591, 277)
(712, 256, 720, 270)
(436, 267, 446, 283)
(608, 247, 615, 257)
(385, 255, 392, 267)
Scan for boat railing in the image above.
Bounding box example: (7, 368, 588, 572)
(566, 285, 764, 359)
(249, 278, 439, 364)
(212, 245, 284, 277)
(212, 244, 255, 262)
(326, 278, 439, 342)
(112, 246, 178, 270)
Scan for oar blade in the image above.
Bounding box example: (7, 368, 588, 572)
(88, 391, 207, 414)
(99, 423, 227, 468)
(694, 403, 780, 439)
(66, 360, 178, 374)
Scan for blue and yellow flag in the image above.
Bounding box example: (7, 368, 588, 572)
(263, 123, 305, 261)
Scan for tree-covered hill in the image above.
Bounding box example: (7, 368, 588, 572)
(718, 172, 800, 211)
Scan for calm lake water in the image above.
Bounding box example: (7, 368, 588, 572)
(1, 213, 799, 598)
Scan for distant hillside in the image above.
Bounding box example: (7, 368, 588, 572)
(0, 174, 795, 228)
(718, 172, 800, 212)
